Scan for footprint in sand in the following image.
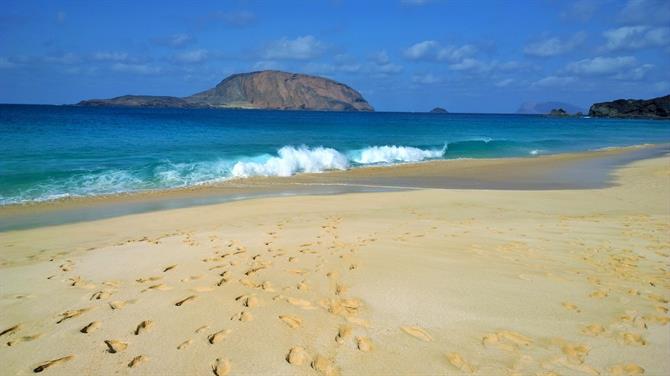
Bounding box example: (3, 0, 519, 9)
(561, 343, 590, 364)
(80, 321, 101, 334)
(581, 324, 606, 336)
(561, 302, 581, 313)
(356, 337, 373, 352)
(128, 355, 148, 368)
(608, 363, 645, 375)
(446, 352, 476, 373)
(163, 264, 177, 272)
(177, 339, 192, 350)
(287, 297, 313, 309)
(136, 276, 162, 283)
(208, 329, 232, 344)
(236, 295, 259, 308)
(33, 355, 74, 373)
(6, 333, 42, 346)
(175, 295, 197, 307)
(278, 315, 302, 329)
(401, 326, 432, 342)
(104, 340, 128, 353)
(195, 325, 209, 334)
(231, 311, 253, 322)
(134, 320, 154, 335)
(212, 358, 231, 376)
(311, 355, 338, 376)
(57, 307, 93, 324)
(90, 290, 112, 300)
(142, 283, 171, 292)
(286, 347, 309, 365)
(1, 324, 22, 337)
(109, 300, 135, 310)
(335, 326, 352, 345)
(618, 332, 646, 346)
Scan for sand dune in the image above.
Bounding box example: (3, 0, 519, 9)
(0, 155, 668, 375)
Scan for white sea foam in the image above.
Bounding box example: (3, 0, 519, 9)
(352, 145, 445, 164)
(231, 146, 350, 178)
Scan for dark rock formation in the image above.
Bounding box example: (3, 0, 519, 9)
(548, 108, 568, 116)
(77, 95, 194, 108)
(78, 71, 373, 112)
(588, 95, 670, 119)
(517, 101, 584, 115)
(429, 107, 448, 113)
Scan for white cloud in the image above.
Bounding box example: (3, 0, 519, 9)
(369, 50, 403, 74)
(495, 78, 515, 87)
(253, 60, 282, 71)
(565, 56, 637, 75)
(448, 58, 491, 72)
(619, 0, 670, 25)
(532, 75, 577, 88)
(412, 73, 442, 84)
(603, 26, 670, 51)
(92, 52, 129, 62)
(173, 49, 209, 63)
(561, 0, 601, 22)
(372, 50, 390, 65)
(44, 53, 80, 64)
(263, 35, 324, 60)
(111, 63, 161, 75)
(152, 33, 195, 48)
(524, 33, 586, 57)
(404, 40, 477, 62)
(0, 57, 17, 68)
(614, 63, 654, 80)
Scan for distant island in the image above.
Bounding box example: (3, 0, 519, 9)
(77, 70, 374, 112)
(548, 108, 583, 117)
(589, 94, 669, 119)
(517, 101, 584, 115)
(429, 107, 448, 113)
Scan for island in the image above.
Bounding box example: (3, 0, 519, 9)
(517, 101, 584, 115)
(429, 107, 449, 113)
(77, 70, 374, 112)
(588, 95, 669, 119)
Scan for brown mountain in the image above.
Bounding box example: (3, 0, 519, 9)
(77, 70, 373, 112)
(588, 95, 670, 119)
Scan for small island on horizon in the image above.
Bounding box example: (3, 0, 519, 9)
(75, 70, 669, 119)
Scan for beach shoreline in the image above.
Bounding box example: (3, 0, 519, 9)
(1, 147, 668, 375)
(1, 143, 667, 232)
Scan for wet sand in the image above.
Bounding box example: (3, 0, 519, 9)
(0, 148, 668, 375)
(1, 144, 667, 232)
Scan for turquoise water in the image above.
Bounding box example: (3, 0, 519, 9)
(1, 104, 669, 205)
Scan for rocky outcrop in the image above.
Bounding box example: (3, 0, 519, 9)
(185, 71, 373, 111)
(588, 95, 670, 119)
(548, 108, 568, 116)
(78, 71, 373, 112)
(77, 95, 194, 108)
(429, 107, 448, 113)
(517, 101, 584, 115)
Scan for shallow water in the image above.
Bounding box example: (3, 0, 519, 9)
(1, 104, 669, 204)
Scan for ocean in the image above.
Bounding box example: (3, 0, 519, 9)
(1, 104, 669, 206)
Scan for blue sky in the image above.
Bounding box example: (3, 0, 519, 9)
(1, 0, 669, 112)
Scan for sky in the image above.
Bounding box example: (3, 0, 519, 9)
(1, 0, 669, 113)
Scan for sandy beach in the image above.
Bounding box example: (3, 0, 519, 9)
(1, 151, 669, 375)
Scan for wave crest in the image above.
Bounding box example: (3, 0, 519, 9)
(231, 146, 349, 178)
(352, 145, 445, 164)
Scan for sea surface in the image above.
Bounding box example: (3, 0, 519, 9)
(1, 104, 669, 205)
